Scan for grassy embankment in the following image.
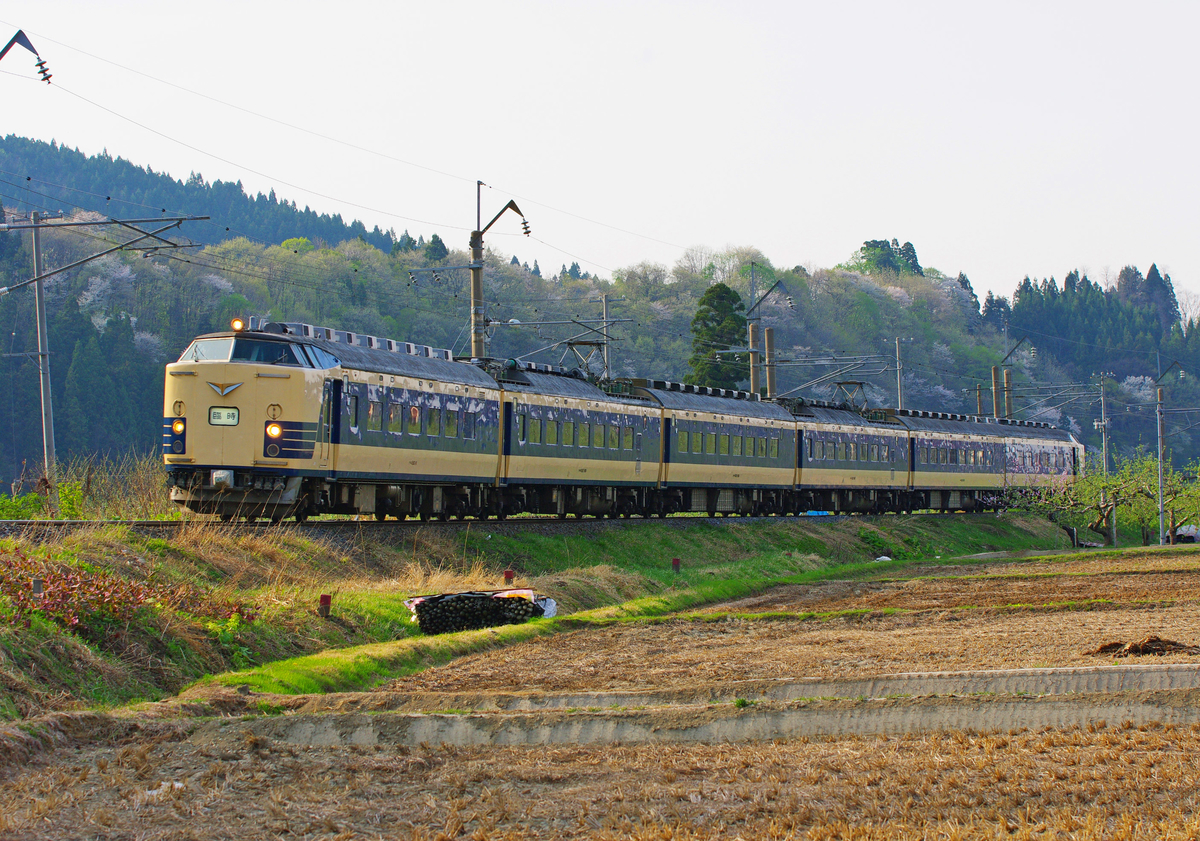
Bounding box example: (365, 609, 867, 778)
(0, 511, 1079, 716)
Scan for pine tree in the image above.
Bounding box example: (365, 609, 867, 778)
(685, 282, 747, 390)
(424, 233, 448, 263)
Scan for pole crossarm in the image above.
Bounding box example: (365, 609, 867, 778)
(0, 221, 184, 297)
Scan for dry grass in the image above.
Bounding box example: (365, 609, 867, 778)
(1, 721, 1199, 838)
(53, 452, 175, 520)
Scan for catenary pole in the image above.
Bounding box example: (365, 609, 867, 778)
(31, 211, 57, 510)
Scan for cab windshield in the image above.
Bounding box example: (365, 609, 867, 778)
(177, 338, 233, 362)
(230, 339, 307, 366)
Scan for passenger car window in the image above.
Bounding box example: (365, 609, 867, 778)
(623, 426, 634, 449)
(757, 437, 766, 458)
(719, 434, 729, 455)
(388, 403, 404, 434)
(734, 435, 743, 457)
(428, 408, 441, 436)
(408, 405, 421, 435)
(547, 421, 558, 446)
(593, 424, 605, 449)
(347, 395, 359, 429)
(529, 418, 542, 444)
(367, 400, 382, 432)
(444, 410, 458, 438)
(769, 437, 779, 459)
(608, 424, 619, 449)
(579, 422, 589, 448)
(679, 430, 689, 452)
(562, 421, 574, 446)
(462, 412, 476, 440)
(693, 432, 703, 454)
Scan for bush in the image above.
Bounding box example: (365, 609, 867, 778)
(0, 548, 254, 641)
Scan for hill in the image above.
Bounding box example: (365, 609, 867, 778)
(0, 135, 1196, 484)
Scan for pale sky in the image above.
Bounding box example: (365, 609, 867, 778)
(2, 1, 1197, 299)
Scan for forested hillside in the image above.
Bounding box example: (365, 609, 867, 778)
(0, 137, 1196, 487)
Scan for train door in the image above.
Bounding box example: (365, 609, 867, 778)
(500, 401, 514, 486)
(659, 415, 671, 486)
(318, 379, 339, 470)
(635, 430, 643, 475)
(907, 436, 917, 488)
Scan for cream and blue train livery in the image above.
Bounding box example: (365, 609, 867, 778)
(163, 320, 1084, 522)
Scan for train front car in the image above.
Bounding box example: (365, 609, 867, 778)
(163, 320, 331, 521)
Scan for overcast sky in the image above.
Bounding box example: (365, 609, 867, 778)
(2, 1, 1197, 299)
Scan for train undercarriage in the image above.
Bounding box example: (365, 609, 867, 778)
(168, 468, 999, 523)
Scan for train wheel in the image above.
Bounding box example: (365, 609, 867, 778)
(294, 510, 308, 524)
(375, 510, 387, 522)
(270, 513, 283, 525)
(420, 511, 430, 522)
(437, 511, 449, 522)
(557, 511, 567, 520)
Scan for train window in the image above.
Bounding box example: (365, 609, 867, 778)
(178, 337, 233, 362)
(941, 448, 949, 464)
(757, 437, 766, 458)
(734, 434, 744, 457)
(624, 426, 634, 450)
(848, 442, 856, 461)
(608, 425, 619, 450)
(719, 434, 730, 455)
(769, 437, 779, 459)
(578, 422, 589, 448)
(693, 432, 703, 454)
(678, 430, 688, 452)
(347, 395, 359, 429)
(529, 418, 542, 444)
(428, 408, 441, 436)
(870, 444, 878, 462)
(387, 403, 404, 434)
(883, 445, 890, 462)
(706, 433, 716, 455)
(547, 420, 559, 446)
(444, 410, 458, 438)
(366, 400, 382, 432)
(516, 413, 526, 442)
(594, 424, 606, 449)
(231, 339, 306, 366)
(462, 411, 476, 440)
(305, 345, 341, 369)
(562, 421, 574, 446)
(804, 439, 811, 460)
(407, 405, 421, 435)
(745, 435, 755, 456)
(837, 442, 845, 461)
(814, 440, 823, 460)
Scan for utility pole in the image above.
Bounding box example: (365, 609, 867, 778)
(0, 213, 206, 512)
(1158, 386, 1165, 545)
(991, 366, 1001, 419)
(976, 384, 983, 415)
(748, 322, 760, 395)
(469, 184, 527, 360)
(894, 337, 904, 410)
(764, 326, 776, 398)
(1003, 369, 1013, 418)
(30, 211, 56, 508)
(600, 293, 610, 378)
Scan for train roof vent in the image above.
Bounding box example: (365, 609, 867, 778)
(278, 322, 313, 338)
(381, 339, 400, 352)
(429, 348, 452, 361)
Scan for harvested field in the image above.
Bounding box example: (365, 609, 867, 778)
(3, 717, 1200, 839)
(5, 545, 1200, 839)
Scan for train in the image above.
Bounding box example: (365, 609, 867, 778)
(162, 318, 1084, 523)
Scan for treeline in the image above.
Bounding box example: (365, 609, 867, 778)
(0, 136, 395, 252)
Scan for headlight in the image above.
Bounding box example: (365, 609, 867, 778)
(266, 422, 283, 438)
(231, 317, 245, 331)
(172, 419, 186, 435)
